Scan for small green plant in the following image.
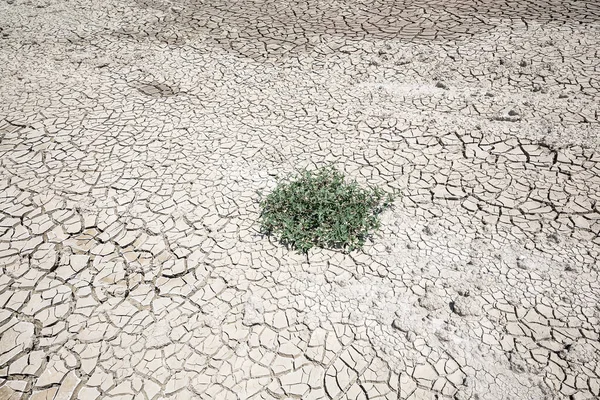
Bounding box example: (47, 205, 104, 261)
(259, 166, 394, 253)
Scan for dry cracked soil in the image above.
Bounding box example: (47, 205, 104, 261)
(1, 0, 600, 399)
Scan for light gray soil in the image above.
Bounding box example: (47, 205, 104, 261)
(0, 0, 599, 399)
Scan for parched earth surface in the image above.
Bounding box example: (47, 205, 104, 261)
(1, 0, 600, 398)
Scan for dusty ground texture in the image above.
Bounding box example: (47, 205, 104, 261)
(1, 0, 600, 399)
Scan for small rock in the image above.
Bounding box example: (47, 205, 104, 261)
(418, 287, 446, 311)
(435, 328, 451, 342)
(516, 256, 529, 269)
(547, 233, 560, 244)
(391, 318, 408, 331)
(235, 343, 249, 357)
(564, 341, 597, 364)
(452, 296, 481, 317)
(242, 296, 264, 326)
(564, 265, 577, 273)
(392, 316, 420, 342)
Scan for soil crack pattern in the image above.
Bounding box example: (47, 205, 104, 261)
(0, 0, 599, 399)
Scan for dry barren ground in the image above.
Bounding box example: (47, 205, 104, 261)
(1, 0, 600, 399)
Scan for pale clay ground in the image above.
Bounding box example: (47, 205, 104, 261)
(0, 0, 600, 399)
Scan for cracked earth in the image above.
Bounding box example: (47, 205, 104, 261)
(1, 0, 600, 399)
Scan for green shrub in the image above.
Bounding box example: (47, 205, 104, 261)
(259, 166, 394, 253)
